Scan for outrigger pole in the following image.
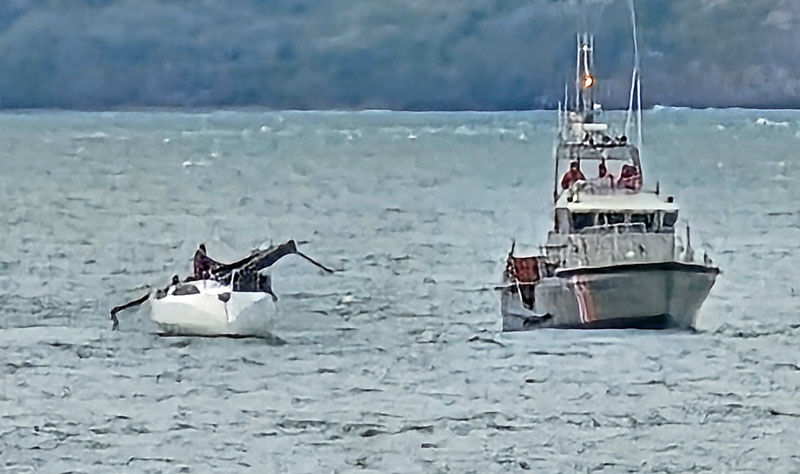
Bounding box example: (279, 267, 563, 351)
(110, 292, 151, 330)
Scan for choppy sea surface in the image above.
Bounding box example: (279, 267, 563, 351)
(1, 109, 799, 473)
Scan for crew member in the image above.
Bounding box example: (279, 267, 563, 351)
(617, 164, 642, 190)
(560, 160, 586, 190)
(598, 161, 614, 187)
(193, 243, 223, 278)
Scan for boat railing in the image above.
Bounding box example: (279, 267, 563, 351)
(558, 179, 641, 203)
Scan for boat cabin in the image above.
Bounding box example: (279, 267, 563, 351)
(546, 188, 681, 268)
(554, 192, 679, 235)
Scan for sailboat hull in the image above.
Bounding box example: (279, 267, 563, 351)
(150, 283, 273, 336)
(501, 262, 718, 331)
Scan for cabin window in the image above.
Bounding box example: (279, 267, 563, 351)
(599, 213, 625, 226)
(663, 211, 678, 228)
(630, 213, 655, 232)
(571, 212, 596, 232)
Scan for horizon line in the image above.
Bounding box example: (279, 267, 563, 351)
(3, 104, 800, 114)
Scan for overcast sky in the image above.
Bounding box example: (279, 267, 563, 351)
(0, 0, 797, 110)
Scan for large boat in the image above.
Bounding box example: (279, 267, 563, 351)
(499, 35, 718, 331)
(111, 240, 334, 336)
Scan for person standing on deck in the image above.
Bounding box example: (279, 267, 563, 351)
(561, 160, 586, 189)
(617, 164, 643, 190)
(597, 161, 615, 188)
(193, 243, 222, 279)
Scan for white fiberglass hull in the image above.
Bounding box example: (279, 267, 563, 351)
(501, 261, 718, 331)
(150, 281, 274, 336)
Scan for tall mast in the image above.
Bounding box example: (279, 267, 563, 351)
(576, 34, 595, 122)
(575, 33, 580, 112)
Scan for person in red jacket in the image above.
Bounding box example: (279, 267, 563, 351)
(561, 160, 586, 189)
(617, 164, 643, 190)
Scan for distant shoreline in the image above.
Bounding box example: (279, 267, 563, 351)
(2, 105, 800, 114)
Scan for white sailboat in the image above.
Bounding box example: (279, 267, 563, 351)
(111, 240, 333, 336)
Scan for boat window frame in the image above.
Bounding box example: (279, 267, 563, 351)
(571, 211, 597, 232)
(566, 209, 675, 234)
(598, 212, 625, 226)
(662, 211, 679, 230)
(630, 212, 656, 232)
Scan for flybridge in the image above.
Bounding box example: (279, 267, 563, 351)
(553, 29, 646, 203)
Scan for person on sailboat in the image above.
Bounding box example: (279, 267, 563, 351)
(192, 243, 223, 279)
(561, 160, 586, 189)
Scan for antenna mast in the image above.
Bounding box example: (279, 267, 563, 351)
(625, 0, 643, 152)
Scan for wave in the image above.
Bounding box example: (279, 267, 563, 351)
(651, 104, 691, 112)
(754, 117, 789, 127)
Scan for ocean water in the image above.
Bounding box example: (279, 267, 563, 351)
(1, 109, 799, 473)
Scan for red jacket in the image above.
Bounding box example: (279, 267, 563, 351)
(561, 169, 586, 189)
